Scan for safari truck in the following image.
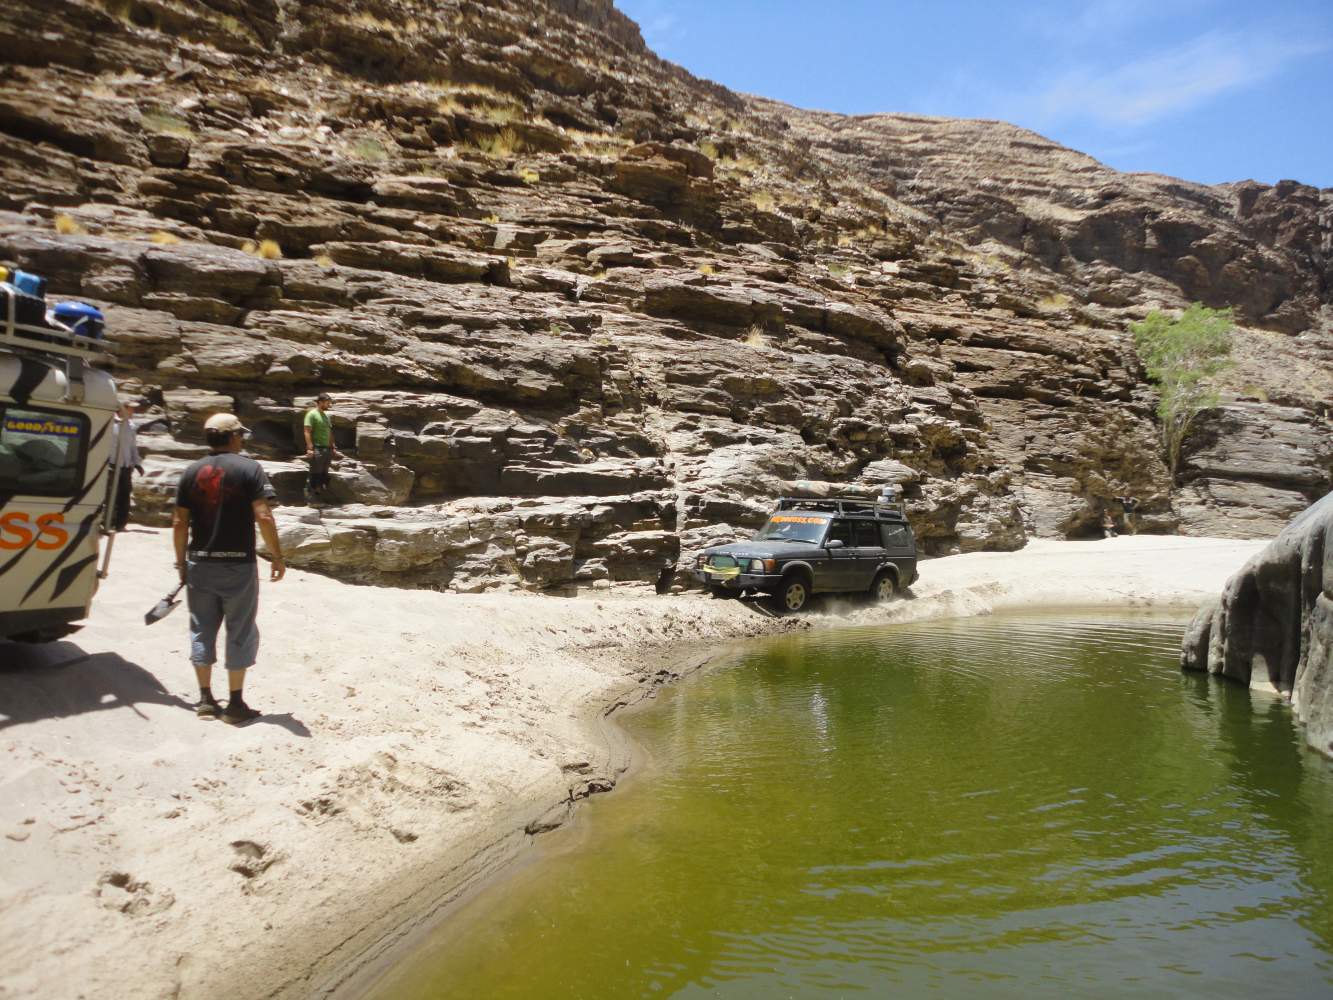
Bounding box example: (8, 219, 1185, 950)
(1, 279, 119, 640)
(692, 495, 919, 613)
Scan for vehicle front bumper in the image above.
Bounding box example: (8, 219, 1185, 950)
(690, 568, 782, 593)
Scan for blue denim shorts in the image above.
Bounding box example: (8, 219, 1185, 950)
(187, 561, 260, 669)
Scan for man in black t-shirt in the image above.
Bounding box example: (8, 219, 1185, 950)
(173, 413, 286, 724)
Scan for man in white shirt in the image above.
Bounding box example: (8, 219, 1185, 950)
(109, 398, 145, 531)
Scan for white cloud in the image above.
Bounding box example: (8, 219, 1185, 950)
(1034, 0, 1217, 43)
(1023, 29, 1329, 127)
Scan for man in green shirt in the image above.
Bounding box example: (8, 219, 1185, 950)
(302, 392, 342, 504)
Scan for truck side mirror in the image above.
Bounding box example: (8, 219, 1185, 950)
(825, 539, 844, 549)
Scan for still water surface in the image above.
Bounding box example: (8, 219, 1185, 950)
(370, 613, 1333, 999)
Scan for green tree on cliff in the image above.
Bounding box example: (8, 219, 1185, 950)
(1130, 303, 1234, 481)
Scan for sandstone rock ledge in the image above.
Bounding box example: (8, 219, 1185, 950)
(1181, 492, 1333, 754)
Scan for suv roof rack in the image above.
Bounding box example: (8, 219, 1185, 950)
(3, 288, 110, 404)
(2, 314, 109, 364)
(776, 496, 906, 518)
(4, 285, 109, 365)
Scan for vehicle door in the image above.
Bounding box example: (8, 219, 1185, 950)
(851, 519, 885, 589)
(0, 399, 102, 632)
(880, 521, 915, 583)
(818, 518, 855, 591)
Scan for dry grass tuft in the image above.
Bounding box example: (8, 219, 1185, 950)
(348, 136, 390, 162)
(54, 214, 85, 235)
(313, 253, 335, 268)
(141, 109, 193, 136)
(517, 167, 540, 185)
(257, 239, 282, 260)
(742, 325, 767, 348)
(1036, 292, 1073, 312)
(750, 190, 776, 212)
(697, 263, 716, 275)
(472, 127, 524, 157)
(149, 230, 180, 245)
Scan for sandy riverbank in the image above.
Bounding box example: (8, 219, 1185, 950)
(0, 531, 1265, 999)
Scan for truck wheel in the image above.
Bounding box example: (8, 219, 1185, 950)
(871, 571, 897, 603)
(777, 576, 809, 613)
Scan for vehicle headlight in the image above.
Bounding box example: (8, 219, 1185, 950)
(749, 558, 773, 574)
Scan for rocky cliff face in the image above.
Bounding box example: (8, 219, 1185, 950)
(0, 0, 1328, 592)
(1182, 492, 1333, 756)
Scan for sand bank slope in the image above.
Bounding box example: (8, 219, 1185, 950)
(0, 531, 1263, 999)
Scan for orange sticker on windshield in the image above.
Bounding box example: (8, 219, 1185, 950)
(770, 515, 826, 524)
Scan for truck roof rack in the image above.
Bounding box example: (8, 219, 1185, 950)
(776, 496, 906, 518)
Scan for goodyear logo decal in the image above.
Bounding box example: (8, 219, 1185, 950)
(769, 515, 826, 524)
(4, 415, 82, 438)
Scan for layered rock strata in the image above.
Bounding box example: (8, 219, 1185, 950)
(0, 0, 1328, 591)
(1181, 493, 1333, 755)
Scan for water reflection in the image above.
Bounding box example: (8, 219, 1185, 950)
(369, 613, 1333, 999)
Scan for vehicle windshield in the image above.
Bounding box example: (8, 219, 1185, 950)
(0, 405, 88, 497)
(754, 514, 828, 544)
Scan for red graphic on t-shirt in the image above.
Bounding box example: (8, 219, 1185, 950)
(194, 464, 225, 508)
(191, 463, 247, 541)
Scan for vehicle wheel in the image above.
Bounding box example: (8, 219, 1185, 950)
(709, 586, 739, 600)
(871, 571, 897, 603)
(777, 576, 809, 613)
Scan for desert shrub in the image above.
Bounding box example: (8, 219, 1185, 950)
(1130, 303, 1234, 479)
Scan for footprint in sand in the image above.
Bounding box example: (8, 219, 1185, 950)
(95, 871, 175, 916)
(229, 840, 282, 880)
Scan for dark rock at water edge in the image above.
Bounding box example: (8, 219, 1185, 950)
(1181, 493, 1333, 755)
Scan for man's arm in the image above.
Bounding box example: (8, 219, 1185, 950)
(171, 507, 190, 583)
(252, 499, 286, 581)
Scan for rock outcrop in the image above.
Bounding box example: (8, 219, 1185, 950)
(1181, 493, 1333, 755)
(0, 0, 1328, 591)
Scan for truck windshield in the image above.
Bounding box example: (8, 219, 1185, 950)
(754, 515, 827, 544)
(0, 405, 88, 496)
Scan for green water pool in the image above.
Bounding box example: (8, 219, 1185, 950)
(368, 613, 1333, 999)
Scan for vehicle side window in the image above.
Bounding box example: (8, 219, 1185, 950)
(853, 521, 880, 547)
(881, 523, 911, 549)
(0, 405, 89, 497)
(825, 519, 853, 546)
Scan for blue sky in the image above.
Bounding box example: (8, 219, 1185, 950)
(616, 0, 1333, 188)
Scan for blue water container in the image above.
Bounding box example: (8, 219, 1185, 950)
(11, 269, 46, 298)
(51, 301, 105, 339)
